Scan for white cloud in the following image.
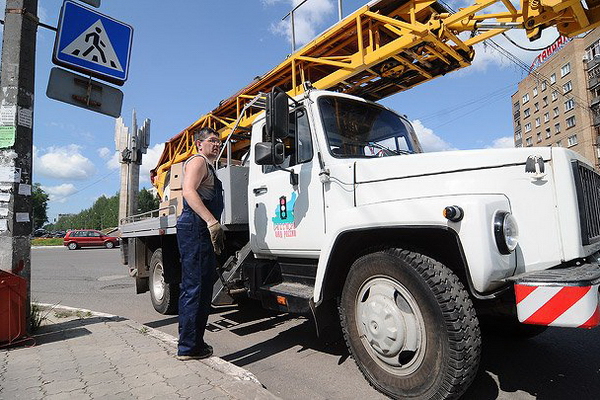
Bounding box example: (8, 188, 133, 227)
(41, 183, 77, 203)
(487, 136, 515, 149)
(107, 151, 121, 170)
(34, 144, 96, 180)
(411, 120, 457, 152)
(268, 0, 335, 46)
(140, 143, 165, 184)
(98, 147, 111, 159)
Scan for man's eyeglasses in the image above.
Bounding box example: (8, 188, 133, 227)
(203, 138, 222, 145)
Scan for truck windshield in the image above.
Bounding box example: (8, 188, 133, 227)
(318, 96, 421, 158)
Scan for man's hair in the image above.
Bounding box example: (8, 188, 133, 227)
(194, 127, 218, 142)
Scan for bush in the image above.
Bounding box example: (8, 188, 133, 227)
(31, 238, 63, 246)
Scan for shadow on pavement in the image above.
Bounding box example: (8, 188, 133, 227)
(144, 316, 178, 329)
(463, 327, 600, 400)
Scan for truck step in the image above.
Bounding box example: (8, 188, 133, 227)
(259, 282, 314, 314)
(212, 243, 253, 306)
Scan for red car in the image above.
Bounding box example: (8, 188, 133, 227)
(63, 229, 120, 250)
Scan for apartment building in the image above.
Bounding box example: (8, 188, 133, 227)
(512, 29, 600, 170)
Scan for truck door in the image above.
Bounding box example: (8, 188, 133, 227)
(250, 107, 325, 254)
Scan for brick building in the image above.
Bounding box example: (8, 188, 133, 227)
(512, 29, 600, 170)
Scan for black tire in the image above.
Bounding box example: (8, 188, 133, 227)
(339, 249, 481, 400)
(105, 241, 114, 249)
(149, 248, 179, 315)
(67, 242, 78, 250)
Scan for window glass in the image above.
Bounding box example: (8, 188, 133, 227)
(561, 63, 571, 77)
(550, 74, 556, 84)
(568, 134, 578, 146)
(566, 116, 576, 128)
(263, 107, 313, 173)
(319, 96, 417, 158)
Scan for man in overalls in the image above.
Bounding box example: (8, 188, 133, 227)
(176, 127, 224, 360)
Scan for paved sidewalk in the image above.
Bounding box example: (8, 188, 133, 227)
(0, 305, 279, 400)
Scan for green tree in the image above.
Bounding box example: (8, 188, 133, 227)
(138, 187, 159, 213)
(32, 183, 49, 230)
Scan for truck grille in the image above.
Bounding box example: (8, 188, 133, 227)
(572, 160, 600, 245)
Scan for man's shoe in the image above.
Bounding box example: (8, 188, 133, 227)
(176, 344, 213, 361)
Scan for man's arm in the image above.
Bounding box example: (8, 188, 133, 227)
(182, 156, 218, 226)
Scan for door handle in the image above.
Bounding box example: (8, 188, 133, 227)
(253, 186, 268, 195)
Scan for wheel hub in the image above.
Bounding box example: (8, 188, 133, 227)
(356, 277, 425, 372)
(152, 263, 165, 301)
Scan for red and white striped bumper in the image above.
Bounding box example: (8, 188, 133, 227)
(508, 263, 600, 329)
(515, 284, 600, 328)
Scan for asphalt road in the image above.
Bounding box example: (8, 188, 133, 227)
(32, 246, 600, 399)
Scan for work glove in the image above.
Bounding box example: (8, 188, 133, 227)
(208, 221, 225, 255)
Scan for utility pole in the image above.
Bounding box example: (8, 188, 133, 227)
(0, 0, 38, 328)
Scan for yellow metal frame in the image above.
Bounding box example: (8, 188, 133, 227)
(152, 0, 600, 197)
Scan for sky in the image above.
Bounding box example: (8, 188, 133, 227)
(0, 0, 563, 223)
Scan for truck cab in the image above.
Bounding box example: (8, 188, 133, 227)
(121, 87, 600, 400)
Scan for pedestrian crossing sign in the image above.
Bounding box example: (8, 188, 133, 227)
(53, 1, 133, 86)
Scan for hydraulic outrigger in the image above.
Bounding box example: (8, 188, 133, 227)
(151, 0, 600, 198)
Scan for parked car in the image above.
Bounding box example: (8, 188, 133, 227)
(63, 229, 120, 250)
(33, 228, 48, 237)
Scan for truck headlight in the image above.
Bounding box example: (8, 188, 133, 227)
(494, 211, 519, 254)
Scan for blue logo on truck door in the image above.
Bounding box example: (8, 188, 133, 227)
(272, 192, 297, 238)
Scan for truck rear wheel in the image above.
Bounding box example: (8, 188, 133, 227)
(339, 249, 481, 400)
(149, 248, 179, 315)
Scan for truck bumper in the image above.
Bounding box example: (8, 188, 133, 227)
(506, 263, 600, 329)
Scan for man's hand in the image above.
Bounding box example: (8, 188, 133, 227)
(208, 221, 225, 255)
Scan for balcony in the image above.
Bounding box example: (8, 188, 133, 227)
(594, 114, 600, 126)
(589, 75, 600, 89)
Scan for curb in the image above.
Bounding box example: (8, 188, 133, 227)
(36, 303, 263, 386)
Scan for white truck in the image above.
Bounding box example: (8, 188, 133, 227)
(120, 87, 600, 399)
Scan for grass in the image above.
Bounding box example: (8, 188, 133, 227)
(31, 237, 64, 246)
(30, 302, 57, 332)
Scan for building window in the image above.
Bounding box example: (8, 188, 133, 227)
(541, 81, 547, 91)
(545, 128, 551, 138)
(526, 137, 533, 146)
(524, 108, 530, 118)
(513, 101, 520, 110)
(564, 98, 575, 112)
(525, 122, 532, 132)
(562, 81, 572, 93)
(544, 112, 550, 122)
(568, 134, 578, 146)
(556, 140, 562, 147)
(553, 107, 559, 118)
(537, 132, 542, 142)
(533, 87, 538, 97)
(566, 115, 576, 128)
(522, 93, 530, 104)
(586, 39, 600, 61)
(551, 90, 558, 101)
(542, 96, 548, 107)
(550, 73, 556, 84)
(554, 123, 560, 133)
(534, 102, 539, 112)
(515, 132, 522, 140)
(535, 117, 541, 127)
(561, 62, 571, 77)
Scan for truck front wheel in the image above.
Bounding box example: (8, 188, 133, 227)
(339, 249, 481, 399)
(149, 248, 179, 315)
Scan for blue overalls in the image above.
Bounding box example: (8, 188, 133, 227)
(176, 158, 224, 356)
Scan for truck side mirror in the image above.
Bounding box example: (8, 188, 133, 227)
(255, 142, 285, 165)
(266, 87, 289, 140)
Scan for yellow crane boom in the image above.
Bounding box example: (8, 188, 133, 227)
(151, 0, 600, 197)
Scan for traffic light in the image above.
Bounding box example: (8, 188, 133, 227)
(279, 196, 287, 220)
